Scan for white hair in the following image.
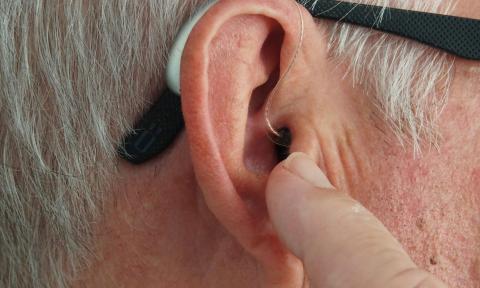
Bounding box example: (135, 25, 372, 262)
(317, 0, 454, 153)
(0, 1, 206, 287)
(0, 0, 453, 287)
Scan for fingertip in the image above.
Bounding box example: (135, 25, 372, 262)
(266, 155, 321, 258)
(281, 152, 334, 189)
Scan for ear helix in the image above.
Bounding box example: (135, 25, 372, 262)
(166, 0, 219, 95)
(165, 0, 297, 163)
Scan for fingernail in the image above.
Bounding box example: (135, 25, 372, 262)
(282, 152, 334, 189)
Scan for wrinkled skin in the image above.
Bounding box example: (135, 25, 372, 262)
(75, 0, 480, 287)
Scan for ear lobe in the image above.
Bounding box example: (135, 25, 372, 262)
(180, 0, 310, 285)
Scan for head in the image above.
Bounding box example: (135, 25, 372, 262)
(1, 0, 479, 287)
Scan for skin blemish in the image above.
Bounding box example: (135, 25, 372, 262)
(416, 217, 426, 231)
(430, 255, 439, 266)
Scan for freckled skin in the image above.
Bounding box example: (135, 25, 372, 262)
(350, 61, 480, 287)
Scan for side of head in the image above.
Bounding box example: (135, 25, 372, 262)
(3, 0, 479, 287)
(0, 1, 209, 287)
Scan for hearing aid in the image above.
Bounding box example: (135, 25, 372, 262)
(166, 0, 218, 95)
(274, 128, 292, 161)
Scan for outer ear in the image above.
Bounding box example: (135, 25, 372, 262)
(181, 0, 320, 285)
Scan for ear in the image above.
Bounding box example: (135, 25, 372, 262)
(180, 0, 328, 285)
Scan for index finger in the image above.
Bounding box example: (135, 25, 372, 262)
(266, 152, 447, 288)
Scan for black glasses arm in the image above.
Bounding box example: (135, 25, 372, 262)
(302, 0, 480, 60)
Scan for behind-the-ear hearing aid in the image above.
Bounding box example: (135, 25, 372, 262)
(118, 0, 220, 164)
(166, 0, 218, 95)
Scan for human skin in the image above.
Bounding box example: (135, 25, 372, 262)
(75, 0, 480, 287)
(265, 152, 449, 287)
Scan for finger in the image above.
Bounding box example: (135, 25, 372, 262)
(266, 152, 447, 288)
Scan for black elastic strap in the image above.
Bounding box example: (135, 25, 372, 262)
(119, 0, 480, 164)
(301, 0, 480, 60)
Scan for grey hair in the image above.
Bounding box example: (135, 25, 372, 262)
(0, 0, 453, 287)
(0, 1, 207, 287)
(319, 0, 455, 153)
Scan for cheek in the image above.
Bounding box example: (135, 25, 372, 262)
(354, 147, 480, 287)
(354, 159, 429, 247)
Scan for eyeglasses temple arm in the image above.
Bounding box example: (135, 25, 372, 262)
(301, 0, 480, 60)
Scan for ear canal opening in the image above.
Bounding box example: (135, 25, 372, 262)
(273, 128, 291, 161)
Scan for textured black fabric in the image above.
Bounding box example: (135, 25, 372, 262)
(301, 0, 480, 60)
(119, 0, 480, 165)
(118, 89, 184, 164)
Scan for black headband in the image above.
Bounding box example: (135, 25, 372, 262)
(119, 0, 480, 164)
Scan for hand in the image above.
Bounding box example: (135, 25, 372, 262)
(266, 152, 447, 288)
